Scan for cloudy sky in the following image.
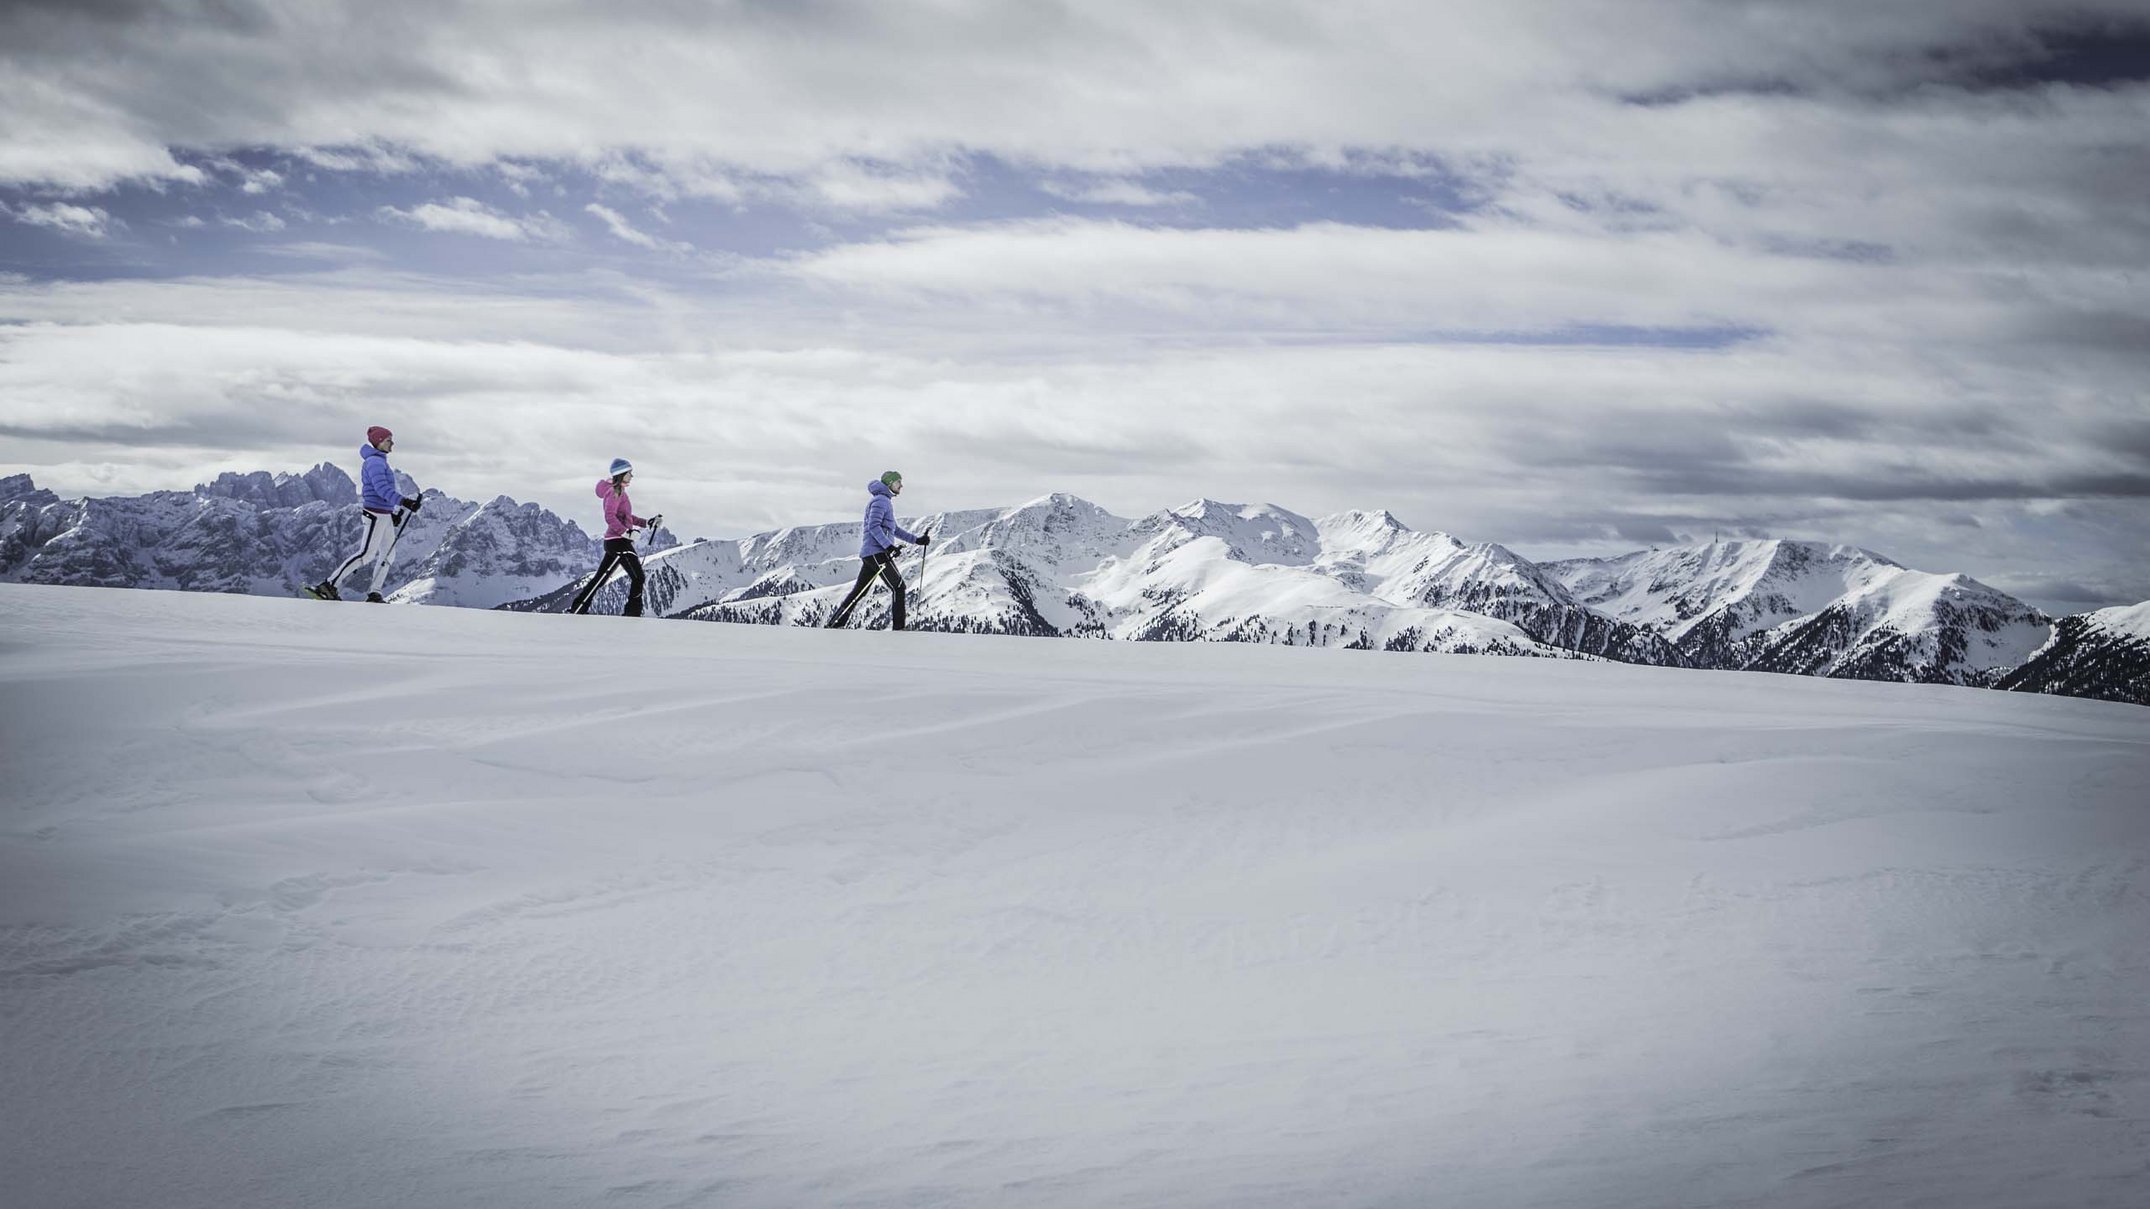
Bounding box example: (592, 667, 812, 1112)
(2, 0, 2147, 610)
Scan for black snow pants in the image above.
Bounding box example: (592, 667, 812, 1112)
(825, 548, 906, 630)
(569, 538, 646, 616)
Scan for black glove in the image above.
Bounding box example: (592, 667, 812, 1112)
(917, 531, 932, 547)
(402, 495, 423, 513)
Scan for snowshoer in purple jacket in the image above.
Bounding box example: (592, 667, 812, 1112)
(826, 472, 930, 630)
(568, 458, 656, 616)
(309, 426, 422, 602)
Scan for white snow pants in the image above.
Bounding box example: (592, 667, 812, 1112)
(330, 508, 406, 596)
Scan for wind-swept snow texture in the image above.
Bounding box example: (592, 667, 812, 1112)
(3, 583, 2147, 1209)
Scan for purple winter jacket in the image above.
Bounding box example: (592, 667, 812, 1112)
(358, 443, 401, 513)
(858, 479, 919, 558)
(596, 479, 647, 541)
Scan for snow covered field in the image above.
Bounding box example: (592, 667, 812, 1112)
(3, 584, 2146, 1209)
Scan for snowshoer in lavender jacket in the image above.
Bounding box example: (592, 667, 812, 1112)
(568, 458, 656, 617)
(826, 472, 929, 630)
(309, 425, 421, 603)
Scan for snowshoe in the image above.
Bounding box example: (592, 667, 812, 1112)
(303, 582, 341, 601)
(365, 592, 386, 604)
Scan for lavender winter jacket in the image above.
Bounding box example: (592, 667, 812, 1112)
(858, 479, 919, 558)
(596, 478, 647, 541)
(358, 443, 401, 514)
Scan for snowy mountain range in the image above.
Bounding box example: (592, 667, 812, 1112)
(3, 470, 2142, 705)
(0, 466, 611, 610)
(508, 493, 1654, 661)
(1545, 539, 2055, 688)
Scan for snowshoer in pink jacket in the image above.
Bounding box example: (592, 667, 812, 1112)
(568, 458, 657, 616)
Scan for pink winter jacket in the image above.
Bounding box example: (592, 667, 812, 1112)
(596, 479, 647, 541)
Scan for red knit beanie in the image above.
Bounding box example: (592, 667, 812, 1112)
(367, 426, 393, 447)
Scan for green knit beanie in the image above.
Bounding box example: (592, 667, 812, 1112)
(880, 471, 903, 487)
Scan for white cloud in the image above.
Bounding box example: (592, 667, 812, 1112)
(779, 216, 1868, 340)
(222, 210, 287, 233)
(801, 162, 962, 212)
(583, 202, 687, 253)
(378, 197, 564, 242)
(591, 155, 745, 203)
(1041, 180, 1199, 207)
(294, 144, 421, 175)
(588, 154, 960, 212)
(3, 201, 113, 238)
(200, 156, 286, 195)
(495, 161, 546, 197)
(0, 272, 691, 350)
(255, 241, 390, 264)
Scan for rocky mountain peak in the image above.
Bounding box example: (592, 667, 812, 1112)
(199, 463, 355, 509)
(1142, 499, 1321, 566)
(1, 474, 59, 508)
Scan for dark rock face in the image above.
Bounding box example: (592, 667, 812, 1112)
(1417, 588, 1683, 667)
(0, 474, 59, 508)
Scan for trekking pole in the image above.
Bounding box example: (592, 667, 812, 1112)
(914, 527, 932, 628)
(643, 514, 663, 550)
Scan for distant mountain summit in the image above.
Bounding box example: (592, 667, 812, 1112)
(199, 464, 357, 509)
(1312, 510, 1685, 666)
(1, 473, 61, 509)
(1546, 539, 2052, 686)
(1996, 603, 2150, 705)
(3, 470, 2139, 705)
(1139, 499, 1324, 566)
